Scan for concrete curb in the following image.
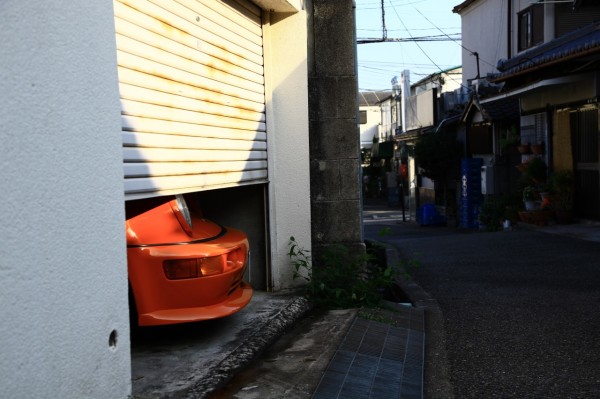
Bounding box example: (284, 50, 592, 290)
(177, 295, 313, 399)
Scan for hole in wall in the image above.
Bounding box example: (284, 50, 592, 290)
(109, 329, 118, 350)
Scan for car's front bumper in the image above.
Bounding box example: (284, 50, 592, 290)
(137, 281, 253, 326)
(128, 231, 253, 326)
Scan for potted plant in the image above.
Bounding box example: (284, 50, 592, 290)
(525, 157, 547, 183)
(550, 170, 574, 224)
(522, 186, 540, 211)
(517, 142, 531, 154)
(531, 142, 545, 155)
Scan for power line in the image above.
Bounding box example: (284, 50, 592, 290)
(358, 34, 460, 44)
(356, 0, 464, 91)
(414, 8, 495, 69)
(356, 0, 460, 44)
(360, 60, 458, 68)
(358, 26, 460, 32)
(390, 6, 445, 74)
(385, 4, 470, 91)
(358, 0, 427, 10)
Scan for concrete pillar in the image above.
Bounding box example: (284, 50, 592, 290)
(307, 0, 365, 261)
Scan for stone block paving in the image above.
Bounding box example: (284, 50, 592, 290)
(312, 306, 424, 399)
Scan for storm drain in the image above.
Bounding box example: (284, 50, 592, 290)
(312, 307, 424, 399)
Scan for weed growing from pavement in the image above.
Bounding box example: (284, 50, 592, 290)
(357, 307, 409, 327)
(377, 226, 392, 237)
(288, 236, 420, 310)
(366, 239, 421, 280)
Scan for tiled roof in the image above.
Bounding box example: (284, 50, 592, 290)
(359, 91, 393, 107)
(452, 0, 480, 14)
(491, 22, 600, 82)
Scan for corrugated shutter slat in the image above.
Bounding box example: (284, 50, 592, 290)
(124, 160, 268, 177)
(114, 16, 264, 83)
(114, 0, 266, 198)
(117, 68, 265, 113)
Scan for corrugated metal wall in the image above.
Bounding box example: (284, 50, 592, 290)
(114, 0, 267, 199)
(571, 106, 600, 220)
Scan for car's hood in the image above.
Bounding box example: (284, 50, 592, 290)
(126, 201, 225, 247)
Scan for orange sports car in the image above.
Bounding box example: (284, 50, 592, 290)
(126, 194, 253, 326)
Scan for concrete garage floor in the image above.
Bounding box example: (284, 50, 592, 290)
(130, 291, 311, 398)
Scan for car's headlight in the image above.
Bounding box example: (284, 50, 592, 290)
(163, 257, 224, 279)
(171, 194, 194, 235)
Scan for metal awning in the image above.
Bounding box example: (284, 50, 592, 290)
(478, 75, 590, 120)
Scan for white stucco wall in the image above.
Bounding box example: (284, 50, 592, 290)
(263, 10, 312, 290)
(0, 1, 131, 397)
(360, 106, 381, 149)
(379, 99, 393, 140)
(441, 67, 464, 93)
(458, 0, 508, 83)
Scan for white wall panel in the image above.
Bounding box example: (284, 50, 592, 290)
(1, 1, 130, 397)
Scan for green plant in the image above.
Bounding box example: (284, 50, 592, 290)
(365, 240, 421, 280)
(398, 256, 421, 279)
(357, 307, 409, 327)
(478, 198, 504, 231)
(522, 157, 547, 184)
(499, 125, 519, 149)
(479, 194, 523, 231)
(288, 236, 415, 309)
(289, 236, 312, 283)
(413, 131, 463, 209)
(413, 131, 463, 182)
(478, 195, 520, 231)
(522, 186, 537, 202)
(550, 170, 574, 211)
(377, 227, 392, 237)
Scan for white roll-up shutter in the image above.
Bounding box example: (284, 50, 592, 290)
(113, 0, 267, 199)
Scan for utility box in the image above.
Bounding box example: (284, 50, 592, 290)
(481, 166, 494, 195)
(460, 158, 483, 228)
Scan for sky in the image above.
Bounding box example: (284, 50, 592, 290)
(355, 0, 464, 92)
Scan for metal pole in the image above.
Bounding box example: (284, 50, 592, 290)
(400, 183, 406, 222)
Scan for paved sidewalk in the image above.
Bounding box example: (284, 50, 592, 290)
(312, 306, 424, 399)
(305, 199, 426, 399)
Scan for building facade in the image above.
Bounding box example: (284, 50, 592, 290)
(394, 66, 466, 220)
(0, 0, 362, 396)
(455, 0, 600, 222)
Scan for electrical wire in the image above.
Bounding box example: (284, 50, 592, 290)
(389, 5, 451, 77)
(359, 0, 427, 10)
(414, 8, 496, 69)
(358, 26, 460, 32)
(356, 0, 464, 91)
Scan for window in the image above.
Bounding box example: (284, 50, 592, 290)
(359, 110, 367, 124)
(518, 3, 544, 51)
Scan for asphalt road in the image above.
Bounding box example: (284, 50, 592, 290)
(365, 221, 600, 399)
